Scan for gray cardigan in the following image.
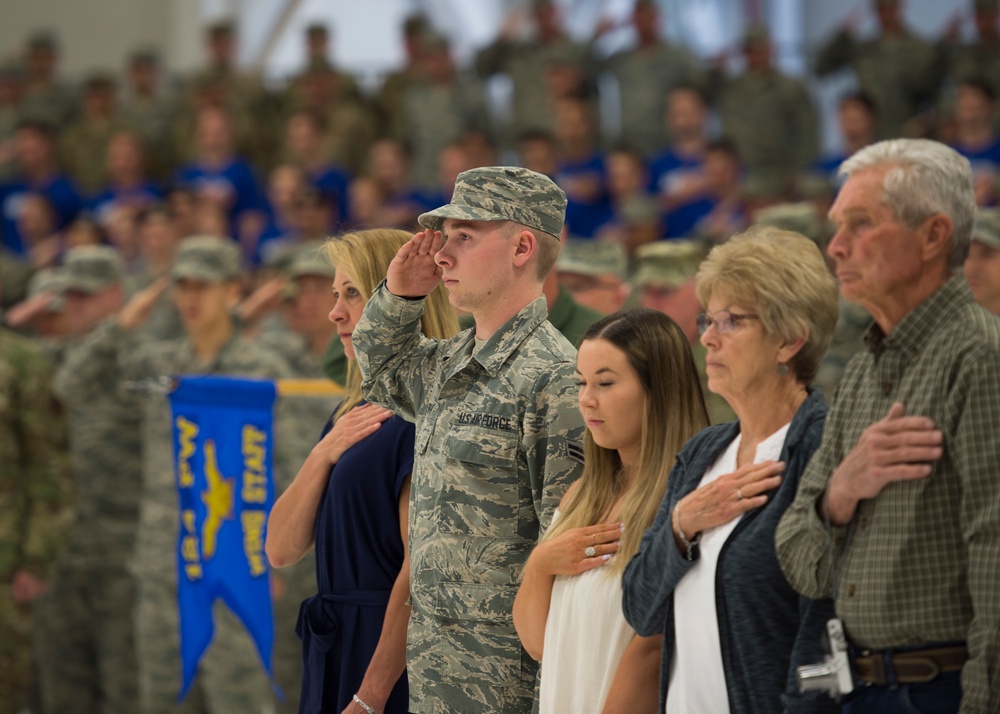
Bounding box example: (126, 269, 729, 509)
(621, 389, 839, 714)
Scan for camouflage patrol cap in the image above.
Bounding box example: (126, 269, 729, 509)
(286, 242, 336, 280)
(83, 72, 117, 92)
(0, 62, 25, 82)
(129, 48, 159, 66)
(171, 236, 242, 283)
(418, 166, 567, 239)
(63, 246, 123, 293)
(972, 208, 1000, 249)
(556, 239, 628, 281)
(633, 240, 707, 289)
(305, 23, 328, 37)
(27, 31, 58, 52)
(752, 202, 829, 245)
(975, 0, 998, 12)
(744, 24, 770, 46)
(26, 267, 67, 311)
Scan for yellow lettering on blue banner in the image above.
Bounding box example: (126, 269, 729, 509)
(201, 439, 235, 560)
(242, 510, 267, 576)
(176, 417, 199, 488)
(241, 425, 268, 504)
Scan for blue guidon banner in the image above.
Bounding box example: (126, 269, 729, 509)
(168, 375, 277, 699)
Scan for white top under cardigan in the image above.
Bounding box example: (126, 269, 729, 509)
(666, 423, 791, 714)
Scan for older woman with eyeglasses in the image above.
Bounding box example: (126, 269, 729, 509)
(621, 226, 842, 714)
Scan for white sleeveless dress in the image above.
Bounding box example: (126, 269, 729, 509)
(538, 511, 636, 714)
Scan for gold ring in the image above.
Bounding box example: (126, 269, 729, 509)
(737, 488, 743, 502)
(591, 534, 597, 546)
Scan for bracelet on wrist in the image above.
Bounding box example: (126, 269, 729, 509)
(674, 502, 701, 561)
(353, 694, 378, 714)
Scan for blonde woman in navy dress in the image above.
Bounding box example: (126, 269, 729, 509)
(266, 229, 458, 714)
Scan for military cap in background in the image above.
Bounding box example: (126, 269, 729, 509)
(26, 267, 67, 312)
(752, 202, 830, 246)
(974, 0, 997, 11)
(743, 24, 770, 47)
(128, 48, 159, 66)
(27, 31, 59, 52)
(419, 166, 567, 239)
(305, 23, 328, 38)
(63, 246, 123, 293)
(619, 195, 660, 226)
(556, 239, 628, 281)
(83, 72, 117, 92)
(170, 236, 242, 282)
(632, 240, 707, 289)
(207, 20, 235, 38)
(286, 242, 336, 279)
(403, 14, 430, 37)
(973, 208, 1000, 249)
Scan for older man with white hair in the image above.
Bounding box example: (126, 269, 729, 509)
(776, 139, 1000, 713)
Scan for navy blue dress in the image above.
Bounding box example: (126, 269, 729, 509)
(296, 412, 414, 714)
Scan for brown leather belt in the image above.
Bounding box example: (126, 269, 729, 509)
(853, 645, 968, 686)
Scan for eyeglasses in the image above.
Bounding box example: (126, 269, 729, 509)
(696, 310, 760, 335)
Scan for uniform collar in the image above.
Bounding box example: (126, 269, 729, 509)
(470, 296, 549, 377)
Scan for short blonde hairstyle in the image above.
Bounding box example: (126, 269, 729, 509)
(503, 221, 561, 280)
(695, 226, 839, 385)
(325, 229, 459, 419)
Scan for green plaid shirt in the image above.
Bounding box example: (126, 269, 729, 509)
(776, 276, 1000, 712)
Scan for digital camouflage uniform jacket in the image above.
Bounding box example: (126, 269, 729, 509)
(354, 284, 585, 714)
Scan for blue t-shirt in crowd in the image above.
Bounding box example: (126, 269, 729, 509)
(174, 158, 264, 223)
(310, 166, 351, 226)
(89, 182, 163, 225)
(557, 154, 614, 239)
(1, 174, 83, 255)
(649, 150, 712, 238)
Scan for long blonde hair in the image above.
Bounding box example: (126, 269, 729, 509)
(325, 229, 459, 420)
(544, 308, 709, 574)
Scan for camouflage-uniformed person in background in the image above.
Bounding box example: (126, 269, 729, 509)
(396, 33, 492, 191)
(475, 0, 595, 143)
(256, 243, 341, 713)
(0, 63, 26, 181)
(287, 65, 375, 176)
(748, 201, 869, 399)
(716, 27, 818, 197)
(60, 237, 291, 714)
(555, 239, 630, 316)
(965, 207, 1000, 317)
(35, 247, 141, 713)
(290, 23, 362, 106)
(751, 200, 831, 250)
(376, 15, 431, 138)
(0, 322, 70, 714)
(60, 73, 126, 194)
(124, 206, 184, 341)
(19, 31, 76, 129)
(0, 244, 32, 308)
(596, 0, 706, 157)
(633, 240, 736, 425)
(120, 50, 178, 181)
(3, 267, 72, 362)
(816, 0, 943, 138)
(353, 167, 585, 713)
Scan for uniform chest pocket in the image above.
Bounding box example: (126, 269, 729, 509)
(444, 423, 519, 469)
(436, 423, 522, 538)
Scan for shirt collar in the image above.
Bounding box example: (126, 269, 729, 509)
(864, 275, 974, 359)
(471, 296, 549, 377)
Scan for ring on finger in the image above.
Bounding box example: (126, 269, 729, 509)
(737, 488, 743, 502)
(590, 534, 597, 546)
(584, 546, 597, 558)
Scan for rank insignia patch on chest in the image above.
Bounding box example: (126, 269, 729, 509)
(566, 441, 585, 464)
